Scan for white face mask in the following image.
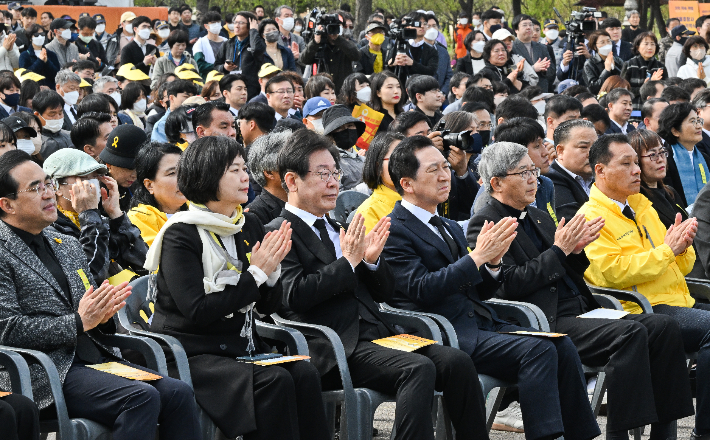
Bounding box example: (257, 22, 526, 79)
(472, 19, 481, 26)
(209, 22, 222, 35)
(133, 98, 146, 113)
(598, 44, 613, 56)
(44, 117, 64, 133)
(533, 101, 546, 116)
(281, 17, 295, 32)
(31, 134, 42, 152)
(125, 23, 133, 34)
(494, 95, 507, 106)
(294, 25, 302, 33)
(472, 40, 486, 53)
(424, 28, 438, 41)
(32, 35, 45, 46)
(87, 178, 101, 200)
(110, 91, 122, 107)
(356, 86, 371, 103)
(459, 18, 468, 25)
(692, 48, 706, 60)
(63, 90, 79, 105)
(16, 138, 34, 154)
(158, 29, 170, 39)
(546, 29, 559, 40)
(311, 118, 324, 134)
(60, 29, 71, 40)
(227, 23, 234, 31)
(138, 28, 151, 41)
(96, 24, 105, 34)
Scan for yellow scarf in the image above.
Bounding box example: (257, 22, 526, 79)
(370, 47, 383, 73)
(58, 205, 80, 228)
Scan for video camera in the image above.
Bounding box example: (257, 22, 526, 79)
(553, 7, 601, 81)
(301, 8, 343, 43)
(387, 16, 418, 42)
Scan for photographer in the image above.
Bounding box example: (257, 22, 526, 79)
(300, 11, 360, 92)
(385, 11, 439, 85)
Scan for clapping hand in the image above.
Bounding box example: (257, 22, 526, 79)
(79, 281, 132, 331)
(532, 57, 550, 72)
(554, 214, 587, 255)
(364, 216, 390, 264)
(250, 220, 292, 276)
(470, 217, 518, 268)
(572, 216, 605, 254)
(340, 214, 367, 268)
(2, 33, 15, 51)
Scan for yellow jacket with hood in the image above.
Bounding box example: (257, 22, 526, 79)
(580, 184, 696, 314)
(127, 203, 168, 247)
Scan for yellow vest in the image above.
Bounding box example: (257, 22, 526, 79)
(355, 185, 401, 233)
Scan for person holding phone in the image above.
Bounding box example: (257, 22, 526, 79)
(119, 16, 158, 77)
(215, 11, 265, 101)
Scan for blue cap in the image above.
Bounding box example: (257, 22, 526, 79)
(302, 97, 331, 117)
(557, 79, 579, 94)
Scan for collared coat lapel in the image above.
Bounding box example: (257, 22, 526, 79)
(280, 209, 338, 266)
(393, 205, 456, 264)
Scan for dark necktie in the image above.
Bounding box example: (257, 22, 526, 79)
(313, 219, 337, 259)
(622, 205, 635, 222)
(70, 107, 77, 120)
(429, 216, 459, 259)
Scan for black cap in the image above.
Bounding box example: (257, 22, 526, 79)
(671, 24, 695, 39)
(543, 19, 559, 29)
(7, 2, 23, 11)
(273, 117, 306, 133)
(50, 18, 72, 31)
(321, 104, 366, 137)
(100, 125, 147, 169)
(2, 115, 37, 137)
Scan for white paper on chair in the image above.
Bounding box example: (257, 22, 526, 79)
(577, 309, 629, 319)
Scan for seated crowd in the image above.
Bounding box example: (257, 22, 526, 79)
(2, 3, 710, 440)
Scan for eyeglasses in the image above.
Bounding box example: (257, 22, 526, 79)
(505, 168, 540, 180)
(641, 149, 669, 161)
(689, 118, 705, 127)
(309, 169, 343, 183)
(11, 181, 57, 197)
(234, 20, 248, 26)
(269, 89, 294, 95)
(477, 121, 492, 130)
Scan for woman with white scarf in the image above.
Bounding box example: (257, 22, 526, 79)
(144, 136, 330, 440)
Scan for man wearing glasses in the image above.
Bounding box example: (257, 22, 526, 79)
(265, 74, 297, 122)
(215, 11, 264, 101)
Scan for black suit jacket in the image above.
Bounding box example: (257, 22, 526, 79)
(266, 209, 396, 375)
(604, 120, 636, 135)
(382, 202, 504, 356)
(663, 144, 710, 207)
(119, 40, 158, 76)
(512, 39, 551, 93)
(547, 161, 591, 222)
(246, 190, 286, 225)
(467, 198, 600, 330)
(616, 40, 634, 62)
(696, 131, 710, 158)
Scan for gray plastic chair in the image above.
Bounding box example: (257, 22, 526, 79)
(272, 309, 446, 440)
(331, 190, 369, 224)
(0, 346, 33, 398)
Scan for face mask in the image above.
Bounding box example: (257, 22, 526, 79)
(79, 35, 93, 44)
(110, 91, 121, 107)
(264, 31, 280, 43)
(87, 178, 101, 200)
(227, 23, 235, 31)
(63, 90, 79, 105)
(71, 33, 78, 42)
(479, 130, 491, 147)
(133, 98, 146, 113)
(598, 44, 612, 56)
(472, 19, 481, 26)
(32, 35, 45, 46)
(158, 29, 170, 39)
(209, 22, 222, 34)
(546, 29, 559, 40)
(459, 18, 468, 25)
(138, 28, 151, 40)
(96, 24, 105, 34)
(3, 92, 19, 107)
(344, 27, 353, 37)
(370, 33, 385, 45)
(125, 23, 133, 34)
(692, 48, 706, 60)
(533, 101, 546, 116)
(494, 95, 506, 106)
(425, 28, 438, 41)
(294, 25, 302, 33)
(466, 132, 484, 154)
(281, 17, 294, 32)
(44, 117, 64, 133)
(309, 118, 324, 134)
(472, 40, 485, 53)
(60, 29, 71, 40)
(356, 86, 371, 103)
(16, 138, 34, 154)
(31, 134, 42, 152)
(332, 128, 359, 150)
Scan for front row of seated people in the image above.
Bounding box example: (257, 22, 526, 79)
(0, 127, 708, 439)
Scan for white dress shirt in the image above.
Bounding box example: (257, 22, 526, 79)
(555, 161, 594, 196)
(64, 103, 76, 124)
(610, 118, 629, 135)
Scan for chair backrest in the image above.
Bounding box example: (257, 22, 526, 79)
(332, 190, 369, 224)
(122, 275, 154, 331)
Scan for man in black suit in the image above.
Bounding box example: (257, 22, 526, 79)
(600, 18, 634, 62)
(605, 89, 636, 135)
(511, 14, 551, 93)
(468, 141, 695, 440)
(382, 136, 600, 440)
(547, 119, 597, 222)
(119, 15, 158, 77)
(267, 129, 489, 440)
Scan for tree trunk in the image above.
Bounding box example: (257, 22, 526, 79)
(196, 0, 209, 16)
(651, 0, 665, 36)
(458, 0, 473, 19)
(512, 0, 521, 19)
(355, 0, 371, 36)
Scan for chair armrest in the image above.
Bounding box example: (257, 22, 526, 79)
(686, 278, 710, 302)
(380, 304, 459, 349)
(586, 284, 653, 313)
(592, 294, 624, 311)
(378, 309, 442, 342)
(3, 347, 75, 440)
(485, 299, 550, 332)
(94, 333, 167, 375)
(122, 329, 193, 387)
(256, 320, 309, 356)
(0, 346, 32, 398)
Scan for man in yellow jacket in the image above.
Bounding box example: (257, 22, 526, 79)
(581, 133, 710, 440)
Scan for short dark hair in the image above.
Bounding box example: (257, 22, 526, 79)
(165, 105, 198, 144)
(544, 95, 583, 119)
(304, 75, 335, 100)
(494, 117, 545, 147)
(462, 86, 493, 112)
(575, 92, 597, 103)
(77, 93, 110, 118)
(683, 36, 709, 58)
(167, 30, 189, 47)
(666, 17, 680, 28)
(236, 11, 257, 22)
(581, 103, 611, 129)
(31, 90, 64, 115)
(202, 11, 221, 25)
(362, 132, 404, 189)
(606, 87, 633, 104)
(561, 84, 590, 97)
(219, 73, 247, 95)
(167, 79, 198, 97)
(554, 119, 595, 145)
(169, 7, 180, 14)
(463, 30, 484, 50)
(277, 129, 340, 192)
(460, 102, 490, 113)
(589, 133, 629, 173)
(639, 80, 663, 101)
(408, 75, 440, 105)
(71, 113, 111, 150)
(511, 14, 533, 31)
(132, 15, 152, 30)
(641, 98, 669, 120)
(193, 101, 231, 129)
(660, 85, 690, 103)
(587, 30, 611, 53)
(450, 72, 471, 90)
(265, 74, 294, 94)
(131, 142, 184, 210)
(388, 135, 436, 195)
(78, 16, 96, 30)
(390, 111, 430, 135)
(258, 18, 279, 37)
(179, 4, 192, 13)
(20, 79, 39, 108)
(482, 39, 508, 65)
(680, 77, 707, 96)
(178, 136, 245, 204)
(658, 102, 696, 146)
(0, 74, 20, 93)
(72, 60, 96, 74)
(239, 102, 275, 133)
(632, 32, 658, 55)
(697, 15, 710, 28)
(0, 151, 33, 207)
(496, 95, 537, 122)
(119, 82, 146, 110)
(21, 7, 37, 18)
(481, 9, 503, 21)
(337, 73, 369, 107)
(599, 17, 622, 29)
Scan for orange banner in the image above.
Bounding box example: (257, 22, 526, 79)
(4, 6, 168, 33)
(669, 1, 700, 31)
(700, 3, 710, 16)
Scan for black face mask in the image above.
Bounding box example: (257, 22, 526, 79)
(332, 128, 359, 150)
(479, 130, 491, 147)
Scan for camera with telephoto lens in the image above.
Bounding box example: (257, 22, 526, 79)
(553, 7, 600, 81)
(388, 16, 418, 42)
(301, 7, 342, 43)
(434, 120, 482, 157)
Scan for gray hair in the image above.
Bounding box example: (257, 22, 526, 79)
(248, 129, 292, 187)
(478, 142, 529, 193)
(274, 5, 293, 18)
(626, 10, 639, 18)
(55, 70, 81, 87)
(93, 76, 118, 94)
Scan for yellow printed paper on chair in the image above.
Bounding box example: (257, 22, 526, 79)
(0, 391, 11, 397)
(372, 334, 437, 352)
(87, 362, 162, 381)
(254, 355, 310, 366)
(352, 104, 384, 150)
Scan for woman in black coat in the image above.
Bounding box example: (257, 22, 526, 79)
(147, 136, 330, 440)
(583, 30, 624, 95)
(621, 32, 667, 111)
(455, 30, 486, 75)
(478, 39, 526, 94)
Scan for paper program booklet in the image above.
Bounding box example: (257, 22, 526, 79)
(372, 334, 438, 352)
(87, 362, 162, 381)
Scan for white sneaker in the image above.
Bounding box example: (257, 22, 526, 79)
(492, 401, 524, 433)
